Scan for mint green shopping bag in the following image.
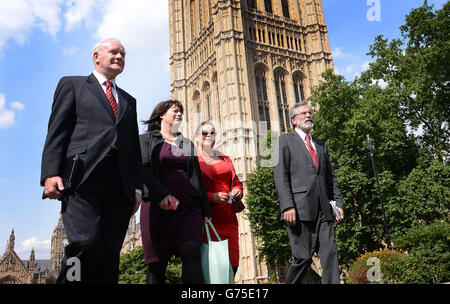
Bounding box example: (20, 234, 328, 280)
(201, 220, 234, 284)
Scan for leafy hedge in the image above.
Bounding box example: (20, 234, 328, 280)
(119, 246, 182, 284)
(347, 221, 449, 284)
(346, 249, 406, 284)
(390, 221, 450, 284)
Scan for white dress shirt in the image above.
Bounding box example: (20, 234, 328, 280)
(295, 127, 316, 152)
(93, 70, 119, 105)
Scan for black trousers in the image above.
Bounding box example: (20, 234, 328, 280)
(57, 150, 133, 284)
(285, 210, 340, 284)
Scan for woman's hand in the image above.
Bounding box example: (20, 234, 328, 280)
(159, 195, 178, 211)
(212, 192, 229, 204)
(231, 188, 243, 200)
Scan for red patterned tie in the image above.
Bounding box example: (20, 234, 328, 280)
(306, 134, 317, 167)
(105, 80, 118, 119)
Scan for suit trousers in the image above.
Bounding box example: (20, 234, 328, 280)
(57, 150, 133, 284)
(285, 210, 340, 284)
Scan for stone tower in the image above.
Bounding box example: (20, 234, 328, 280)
(50, 213, 67, 271)
(168, 0, 333, 283)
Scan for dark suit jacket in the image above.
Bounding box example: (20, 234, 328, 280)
(273, 131, 343, 221)
(40, 74, 142, 203)
(139, 130, 212, 218)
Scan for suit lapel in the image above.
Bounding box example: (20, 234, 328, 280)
(86, 74, 116, 122)
(291, 131, 317, 171)
(116, 87, 129, 125)
(312, 136, 322, 171)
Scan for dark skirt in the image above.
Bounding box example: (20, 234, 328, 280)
(140, 200, 203, 263)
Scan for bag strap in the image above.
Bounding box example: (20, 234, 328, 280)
(204, 219, 221, 241)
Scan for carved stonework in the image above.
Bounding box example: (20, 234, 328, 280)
(169, 0, 333, 283)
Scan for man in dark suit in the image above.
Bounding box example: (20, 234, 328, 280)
(274, 101, 344, 284)
(41, 38, 142, 284)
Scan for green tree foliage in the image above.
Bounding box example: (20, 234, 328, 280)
(119, 246, 147, 284)
(119, 246, 182, 284)
(246, 131, 291, 280)
(387, 159, 450, 239)
(363, 1, 450, 161)
(391, 221, 450, 283)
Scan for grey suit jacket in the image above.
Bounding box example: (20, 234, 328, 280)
(273, 131, 343, 221)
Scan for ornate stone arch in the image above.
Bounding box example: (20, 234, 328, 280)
(292, 70, 307, 103)
(0, 275, 22, 284)
(272, 66, 290, 133)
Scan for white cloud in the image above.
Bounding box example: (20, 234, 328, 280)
(361, 61, 371, 71)
(332, 47, 357, 59)
(0, 94, 25, 128)
(344, 64, 355, 74)
(62, 46, 79, 56)
(371, 78, 388, 89)
(95, 0, 168, 52)
(0, 94, 15, 128)
(15, 237, 51, 259)
(17, 237, 51, 252)
(92, 0, 170, 123)
(0, 0, 63, 51)
(64, 0, 97, 32)
(10, 101, 25, 111)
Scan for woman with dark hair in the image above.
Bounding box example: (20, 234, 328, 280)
(139, 100, 211, 284)
(194, 121, 244, 277)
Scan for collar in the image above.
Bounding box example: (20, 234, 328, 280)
(93, 70, 116, 88)
(295, 127, 312, 142)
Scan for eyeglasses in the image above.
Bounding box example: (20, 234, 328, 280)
(202, 130, 216, 136)
(297, 111, 312, 116)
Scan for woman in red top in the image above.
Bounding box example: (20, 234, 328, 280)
(195, 121, 244, 277)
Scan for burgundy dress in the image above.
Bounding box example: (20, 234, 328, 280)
(140, 142, 204, 263)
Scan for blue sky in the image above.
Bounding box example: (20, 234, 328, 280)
(0, 0, 446, 260)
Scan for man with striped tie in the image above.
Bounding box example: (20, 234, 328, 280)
(41, 38, 142, 284)
(274, 101, 344, 284)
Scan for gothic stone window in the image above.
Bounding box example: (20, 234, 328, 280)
(274, 71, 290, 133)
(293, 73, 306, 103)
(282, 0, 290, 19)
(193, 90, 201, 127)
(248, 0, 256, 10)
(255, 69, 271, 130)
(202, 82, 211, 120)
(264, 0, 273, 14)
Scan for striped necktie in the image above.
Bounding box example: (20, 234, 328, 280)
(105, 80, 118, 119)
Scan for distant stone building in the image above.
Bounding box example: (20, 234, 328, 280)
(50, 214, 67, 272)
(0, 229, 51, 284)
(120, 215, 142, 254)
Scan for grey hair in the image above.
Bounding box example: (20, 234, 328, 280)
(92, 38, 122, 54)
(289, 101, 313, 121)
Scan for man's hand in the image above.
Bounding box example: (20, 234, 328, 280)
(132, 192, 142, 216)
(44, 176, 65, 199)
(284, 207, 297, 227)
(212, 192, 230, 204)
(336, 208, 344, 222)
